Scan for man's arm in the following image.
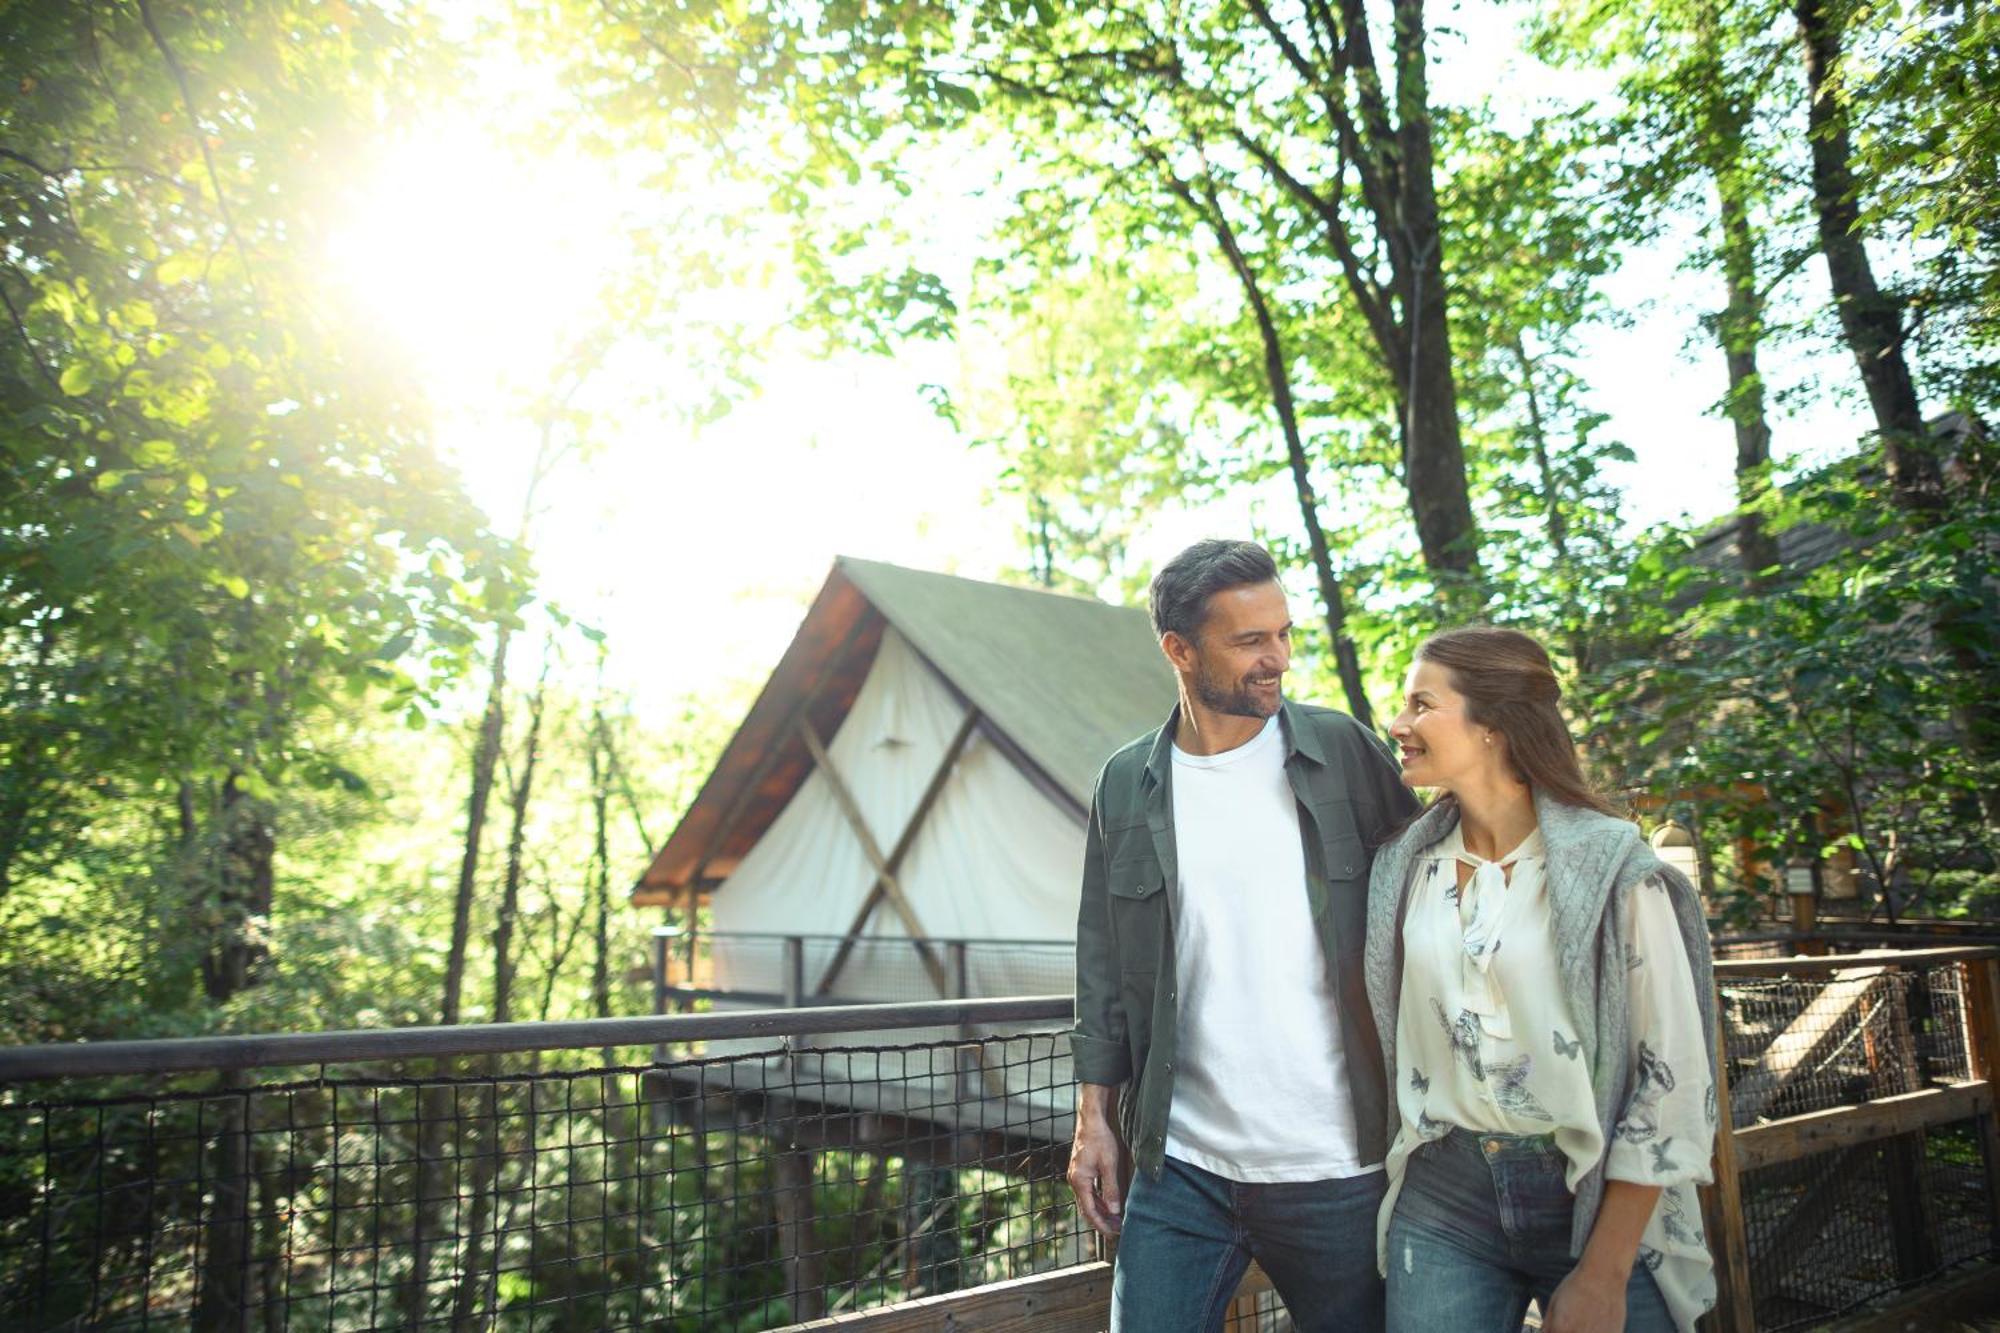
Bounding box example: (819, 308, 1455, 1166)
(1069, 1082, 1125, 1236)
(1067, 778, 1131, 1236)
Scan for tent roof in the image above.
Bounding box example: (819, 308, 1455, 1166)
(633, 557, 1175, 902)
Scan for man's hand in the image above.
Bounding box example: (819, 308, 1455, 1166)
(1542, 1258, 1628, 1333)
(1067, 1083, 1126, 1237)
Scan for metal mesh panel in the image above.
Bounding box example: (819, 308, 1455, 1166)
(1719, 965, 1970, 1127)
(0, 1028, 1088, 1330)
(1739, 1119, 1997, 1330)
(1719, 962, 1997, 1329)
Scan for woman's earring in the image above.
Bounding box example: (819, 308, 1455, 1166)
(1484, 733, 1493, 744)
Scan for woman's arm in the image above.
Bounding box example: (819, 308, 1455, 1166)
(1550, 872, 1716, 1332)
(1544, 1179, 1663, 1332)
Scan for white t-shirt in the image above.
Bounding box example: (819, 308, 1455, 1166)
(1164, 714, 1373, 1182)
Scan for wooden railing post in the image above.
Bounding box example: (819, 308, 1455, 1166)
(784, 935, 805, 1010)
(949, 940, 971, 1100)
(1877, 965, 1942, 1280)
(651, 928, 672, 1063)
(652, 929, 670, 1011)
(1961, 957, 2000, 1236)
(1701, 1003, 1757, 1333)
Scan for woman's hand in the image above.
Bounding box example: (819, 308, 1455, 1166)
(1542, 1257, 1628, 1333)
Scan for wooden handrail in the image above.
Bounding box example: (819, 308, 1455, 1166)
(771, 1260, 1276, 1332)
(1714, 945, 2000, 975)
(0, 995, 1076, 1082)
(1732, 1081, 1993, 1172)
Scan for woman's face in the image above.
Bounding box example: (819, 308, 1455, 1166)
(1388, 658, 1493, 792)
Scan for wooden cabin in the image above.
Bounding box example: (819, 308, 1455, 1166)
(633, 556, 1176, 1007)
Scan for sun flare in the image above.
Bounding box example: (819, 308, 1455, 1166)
(323, 120, 631, 400)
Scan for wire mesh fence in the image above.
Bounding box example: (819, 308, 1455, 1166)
(0, 1005, 1087, 1331)
(1718, 963, 1970, 1126)
(1716, 960, 1997, 1329)
(1735, 1117, 1995, 1330)
(5, 960, 1998, 1332)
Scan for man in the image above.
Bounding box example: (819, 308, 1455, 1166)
(1067, 539, 1420, 1332)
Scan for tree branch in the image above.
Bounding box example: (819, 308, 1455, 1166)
(1231, 129, 1396, 354)
(134, 0, 258, 295)
(0, 279, 64, 394)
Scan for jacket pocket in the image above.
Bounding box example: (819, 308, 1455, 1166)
(1107, 854, 1166, 970)
(1323, 832, 1367, 883)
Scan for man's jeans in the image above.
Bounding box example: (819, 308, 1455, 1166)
(1384, 1129, 1674, 1333)
(1110, 1155, 1386, 1333)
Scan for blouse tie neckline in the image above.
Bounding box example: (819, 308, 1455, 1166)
(1450, 829, 1542, 1039)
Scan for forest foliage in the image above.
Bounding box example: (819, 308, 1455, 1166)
(2, 0, 1995, 1046)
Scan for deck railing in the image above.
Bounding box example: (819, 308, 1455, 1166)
(0, 998, 1092, 1331)
(650, 928, 1073, 1010)
(1703, 947, 2000, 1331)
(3, 950, 1997, 1331)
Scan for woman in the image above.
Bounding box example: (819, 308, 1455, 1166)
(1362, 627, 1717, 1333)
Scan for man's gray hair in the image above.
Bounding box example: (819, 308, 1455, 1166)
(1148, 539, 1279, 642)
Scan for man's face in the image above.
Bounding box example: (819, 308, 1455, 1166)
(1167, 581, 1292, 719)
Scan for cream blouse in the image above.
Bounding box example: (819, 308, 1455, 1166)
(1377, 823, 1718, 1331)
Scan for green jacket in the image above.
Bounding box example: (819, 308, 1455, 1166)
(1069, 699, 1421, 1178)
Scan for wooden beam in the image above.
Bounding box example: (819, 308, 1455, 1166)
(1876, 976, 1942, 1279)
(1959, 958, 2000, 1236)
(1702, 1009, 1757, 1333)
(778, 1261, 1111, 1332)
(769, 1260, 1275, 1332)
(1715, 946, 2000, 976)
(797, 716, 954, 999)
(1732, 1081, 1993, 1171)
(685, 610, 882, 889)
(816, 710, 981, 998)
(1729, 968, 1889, 1122)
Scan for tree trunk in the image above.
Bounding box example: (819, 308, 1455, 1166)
(201, 771, 273, 1004)
(193, 1076, 251, 1333)
(1388, 0, 1480, 597)
(448, 667, 548, 1330)
(1716, 167, 1781, 585)
(775, 1146, 826, 1320)
(408, 626, 508, 1329)
(1194, 186, 1375, 726)
(589, 708, 615, 1034)
(1509, 339, 1593, 676)
(441, 626, 510, 1027)
(1794, 0, 1939, 508)
(1796, 0, 1999, 819)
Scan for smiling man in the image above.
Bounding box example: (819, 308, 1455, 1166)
(1067, 539, 1421, 1333)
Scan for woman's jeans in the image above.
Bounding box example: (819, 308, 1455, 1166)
(1111, 1155, 1386, 1332)
(1384, 1129, 1674, 1333)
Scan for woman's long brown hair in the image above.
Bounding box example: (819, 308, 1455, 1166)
(1414, 625, 1621, 818)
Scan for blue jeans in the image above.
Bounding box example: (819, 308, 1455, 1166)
(1384, 1129, 1674, 1333)
(1111, 1154, 1386, 1333)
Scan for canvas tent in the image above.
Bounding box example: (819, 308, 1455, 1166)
(634, 556, 1177, 1003)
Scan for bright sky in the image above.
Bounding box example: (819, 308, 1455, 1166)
(319, 5, 1875, 717)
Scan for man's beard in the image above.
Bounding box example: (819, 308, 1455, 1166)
(1191, 660, 1280, 719)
